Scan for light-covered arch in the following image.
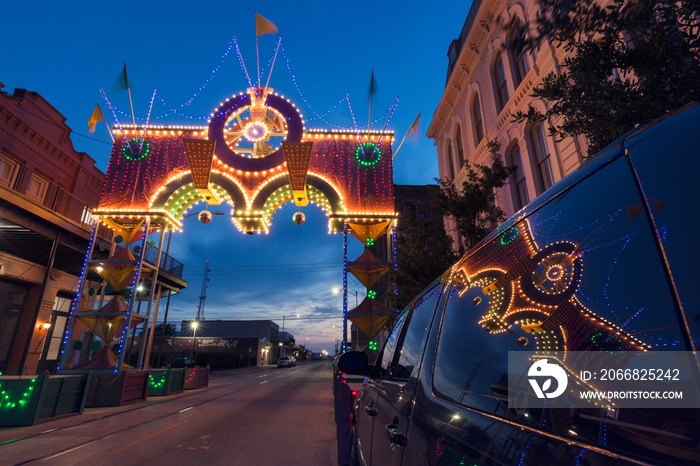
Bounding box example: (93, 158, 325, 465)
(150, 171, 248, 222)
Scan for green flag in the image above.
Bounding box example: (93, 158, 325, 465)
(114, 62, 130, 92)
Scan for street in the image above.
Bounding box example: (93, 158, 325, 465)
(0, 361, 337, 465)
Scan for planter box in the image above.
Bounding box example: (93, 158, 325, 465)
(0, 373, 90, 426)
(85, 370, 150, 408)
(148, 368, 185, 396)
(184, 366, 209, 389)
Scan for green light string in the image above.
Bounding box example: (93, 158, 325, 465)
(0, 378, 37, 409)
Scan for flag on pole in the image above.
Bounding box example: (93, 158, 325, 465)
(114, 62, 130, 92)
(255, 12, 278, 36)
(407, 113, 421, 141)
(88, 104, 105, 133)
(368, 69, 378, 100)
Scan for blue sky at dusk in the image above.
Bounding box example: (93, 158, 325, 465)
(3, 0, 470, 353)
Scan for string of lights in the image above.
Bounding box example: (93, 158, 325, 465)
(100, 88, 130, 149)
(152, 36, 237, 119)
(345, 94, 364, 147)
(234, 35, 253, 88)
(279, 45, 392, 129)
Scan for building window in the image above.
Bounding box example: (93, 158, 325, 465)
(508, 17, 530, 87)
(455, 125, 465, 170)
(81, 205, 92, 225)
(530, 123, 554, 194)
(25, 174, 48, 203)
(0, 154, 18, 188)
(514, 49, 529, 87)
(509, 144, 529, 210)
(493, 53, 509, 113)
(471, 94, 485, 145)
(446, 141, 455, 180)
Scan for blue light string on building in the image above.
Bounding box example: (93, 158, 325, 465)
(343, 221, 348, 353)
(57, 222, 97, 372)
(116, 219, 150, 370)
(392, 223, 398, 300)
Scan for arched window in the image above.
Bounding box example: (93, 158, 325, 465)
(507, 17, 530, 87)
(471, 94, 485, 145)
(446, 141, 455, 180)
(493, 52, 509, 113)
(455, 124, 465, 170)
(508, 143, 529, 210)
(529, 122, 554, 194)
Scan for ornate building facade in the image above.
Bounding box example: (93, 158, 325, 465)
(0, 84, 106, 374)
(427, 0, 589, 247)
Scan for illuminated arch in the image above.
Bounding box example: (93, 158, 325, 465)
(232, 172, 345, 233)
(261, 184, 336, 227)
(150, 172, 247, 222)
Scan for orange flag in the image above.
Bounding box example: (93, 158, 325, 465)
(88, 104, 104, 133)
(255, 12, 278, 36)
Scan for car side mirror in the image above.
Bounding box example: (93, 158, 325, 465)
(337, 351, 370, 375)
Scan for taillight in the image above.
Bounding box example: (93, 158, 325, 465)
(351, 390, 359, 398)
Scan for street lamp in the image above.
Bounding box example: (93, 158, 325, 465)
(190, 321, 198, 359)
(280, 313, 300, 357)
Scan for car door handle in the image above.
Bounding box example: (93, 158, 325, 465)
(384, 424, 407, 446)
(365, 406, 378, 417)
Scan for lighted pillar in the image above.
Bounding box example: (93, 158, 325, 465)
(342, 221, 348, 352)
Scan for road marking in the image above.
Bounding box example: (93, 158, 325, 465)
(106, 420, 188, 455)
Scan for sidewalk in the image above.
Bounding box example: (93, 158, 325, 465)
(0, 363, 283, 440)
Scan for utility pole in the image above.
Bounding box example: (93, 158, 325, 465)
(196, 260, 210, 321)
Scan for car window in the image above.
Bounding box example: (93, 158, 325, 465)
(623, 106, 700, 345)
(393, 281, 442, 381)
(433, 153, 686, 422)
(374, 311, 408, 379)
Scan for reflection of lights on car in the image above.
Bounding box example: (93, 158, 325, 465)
(243, 121, 267, 142)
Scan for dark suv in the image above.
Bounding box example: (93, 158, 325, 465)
(339, 103, 700, 465)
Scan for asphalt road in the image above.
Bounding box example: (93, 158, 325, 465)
(0, 360, 338, 465)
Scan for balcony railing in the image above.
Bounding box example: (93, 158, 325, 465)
(2, 163, 95, 228)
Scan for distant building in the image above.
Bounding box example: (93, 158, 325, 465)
(427, 0, 589, 248)
(0, 84, 107, 375)
(181, 319, 281, 341)
(180, 319, 285, 363)
(393, 184, 436, 236)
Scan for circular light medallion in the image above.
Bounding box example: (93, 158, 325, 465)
(355, 143, 382, 167)
(208, 93, 303, 171)
(122, 138, 151, 161)
(520, 242, 582, 306)
(243, 121, 268, 142)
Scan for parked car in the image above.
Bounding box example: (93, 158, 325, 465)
(339, 103, 700, 465)
(171, 358, 195, 368)
(277, 356, 296, 368)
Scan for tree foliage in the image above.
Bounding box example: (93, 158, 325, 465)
(393, 201, 457, 310)
(510, 0, 700, 154)
(432, 140, 518, 256)
(154, 323, 177, 337)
